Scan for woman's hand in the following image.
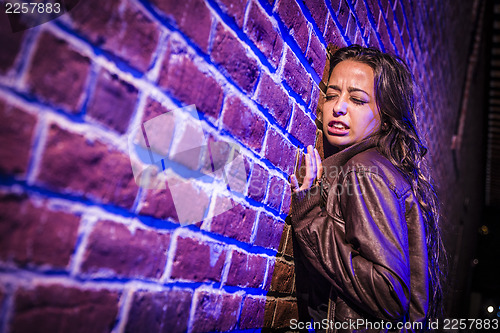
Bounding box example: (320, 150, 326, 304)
(290, 145, 323, 192)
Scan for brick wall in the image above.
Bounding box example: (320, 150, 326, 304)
(0, 0, 482, 331)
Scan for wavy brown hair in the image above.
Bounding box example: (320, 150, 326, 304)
(327, 45, 445, 323)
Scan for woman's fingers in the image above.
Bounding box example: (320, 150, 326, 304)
(290, 145, 323, 192)
(314, 148, 323, 179)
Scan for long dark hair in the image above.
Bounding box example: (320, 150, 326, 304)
(327, 45, 445, 321)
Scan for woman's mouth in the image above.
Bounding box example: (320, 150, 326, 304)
(327, 120, 349, 135)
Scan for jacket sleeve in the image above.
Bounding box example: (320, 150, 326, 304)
(291, 170, 411, 321)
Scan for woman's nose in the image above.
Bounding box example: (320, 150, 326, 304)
(333, 99, 347, 116)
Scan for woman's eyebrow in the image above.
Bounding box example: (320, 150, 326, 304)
(327, 84, 369, 95)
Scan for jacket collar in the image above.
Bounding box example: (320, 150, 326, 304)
(322, 135, 379, 185)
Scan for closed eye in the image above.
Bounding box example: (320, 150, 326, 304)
(351, 98, 367, 105)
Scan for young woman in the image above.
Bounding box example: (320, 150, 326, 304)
(289, 45, 444, 332)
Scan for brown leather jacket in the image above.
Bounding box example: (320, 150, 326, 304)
(290, 136, 429, 333)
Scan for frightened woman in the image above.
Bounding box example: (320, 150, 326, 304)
(289, 45, 444, 332)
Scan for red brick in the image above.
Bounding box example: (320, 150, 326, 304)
(226, 251, 267, 288)
(26, 32, 90, 113)
(37, 124, 138, 209)
(11, 284, 119, 333)
(144, 177, 209, 226)
(276, 0, 309, 53)
(211, 22, 260, 93)
(278, 223, 289, 253)
(70, 0, 159, 72)
(310, 83, 321, 114)
(377, 17, 394, 53)
(281, 183, 292, 215)
(255, 72, 292, 128)
(239, 296, 266, 329)
(200, 135, 234, 176)
(254, 213, 284, 251)
(139, 98, 175, 158)
(158, 40, 223, 120)
(264, 128, 295, 174)
(365, 0, 381, 26)
(139, 181, 179, 222)
(0, 100, 36, 176)
(221, 95, 266, 151)
(125, 289, 192, 333)
(264, 259, 275, 291)
(368, 27, 381, 49)
(0, 12, 25, 74)
(284, 225, 294, 257)
(151, 0, 212, 52)
(191, 290, 242, 333)
(346, 13, 357, 40)
(247, 163, 269, 203)
(171, 237, 226, 282)
(303, 0, 328, 32)
(266, 176, 285, 211)
(270, 259, 294, 293)
(263, 298, 276, 327)
(210, 196, 257, 243)
(306, 30, 326, 79)
(86, 70, 138, 134)
(272, 299, 298, 328)
(244, 1, 284, 68)
(337, 0, 350, 30)
(81, 220, 170, 279)
(331, 0, 341, 12)
(325, 16, 348, 48)
(281, 48, 312, 105)
(215, 0, 247, 28)
(354, 0, 369, 31)
(0, 194, 80, 268)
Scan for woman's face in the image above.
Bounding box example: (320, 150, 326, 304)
(322, 60, 381, 150)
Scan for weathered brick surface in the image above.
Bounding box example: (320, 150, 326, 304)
(255, 72, 292, 128)
(264, 128, 295, 174)
(0, 100, 36, 176)
(125, 289, 192, 333)
(270, 259, 294, 293)
(139, 182, 179, 222)
(212, 22, 260, 93)
(276, 0, 309, 52)
(216, 0, 247, 28)
(151, 0, 212, 53)
(221, 95, 266, 151)
(37, 124, 138, 208)
(245, 1, 284, 68)
(290, 104, 317, 147)
(0, 12, 25, 74)
(325, 15, 348, 48)
(307, 30, 327, 78)
(159, 39, 223, 120)
(210, 196, 257, 243)
(81, 220, 170, 279)
(239, 296, 266, 329)
(226, 251, 267, 288)
(171, 237, 226, 282)
(191, 290, 242, 333)
(265, 176, 285, 211)
(247, 163, 269, 203)
(70, 0, 159, 72)
(87, 70, 138, 134)
(26, 32, 90, 113)
(0, 194, 80, 268)
(11, 284, 120, 333)
(281, 47, 312, 105)
(272, 299, 298, 328)
(303, 0, 328, 32)
(254, 213, 284, 250)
